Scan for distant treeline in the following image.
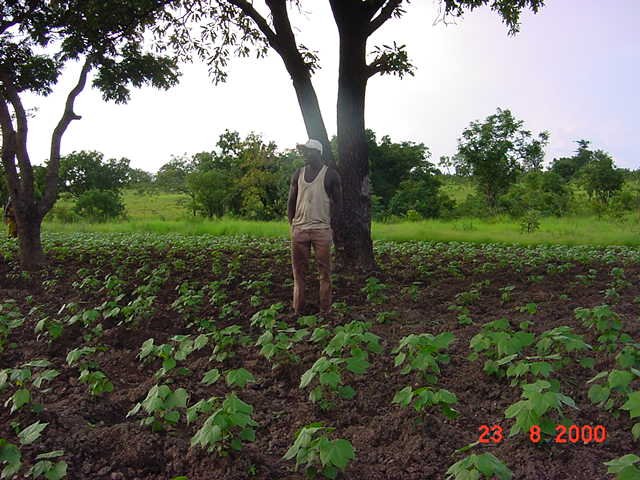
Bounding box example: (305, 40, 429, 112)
(7, 118, 637, 224)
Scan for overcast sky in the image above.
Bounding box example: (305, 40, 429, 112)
(21, 0, 640, 173)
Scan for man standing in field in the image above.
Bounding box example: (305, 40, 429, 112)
(288, 139, 342, 315)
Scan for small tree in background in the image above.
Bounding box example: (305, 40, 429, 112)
(581, 151, 624, 206)
(456, 108, 549, 213)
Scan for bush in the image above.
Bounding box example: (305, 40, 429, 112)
(73, 189, 125, 222)
(500, 171, 571, 217)
(388, 173, 454, 219)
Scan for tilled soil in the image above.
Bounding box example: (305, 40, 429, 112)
(0, 235, 638, 479)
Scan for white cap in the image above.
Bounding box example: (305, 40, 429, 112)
(298, 138, 323, 155)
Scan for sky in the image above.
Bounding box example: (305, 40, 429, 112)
(20, 0, 640, 173)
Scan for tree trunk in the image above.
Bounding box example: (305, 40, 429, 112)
(290, 72, 335, 168)
(15, 202, 44, 270)
(333, 21, 376, 271)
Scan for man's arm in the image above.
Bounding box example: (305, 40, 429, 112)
(326, 168, 342, 222)
(287, 169, 300, 224)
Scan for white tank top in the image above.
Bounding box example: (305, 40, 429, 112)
(292, 165, 331, 230)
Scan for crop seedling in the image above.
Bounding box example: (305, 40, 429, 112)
(575, 305, 631, 351)
(283, 423, 355, 479)
(360, 277, 388, 305)
(127, 384, 189, 432)
(323, 321, 382, 363)
(445, 453, 513, 480)
(375, 310, 398, 324)
(139, 334, 208, 378)
(0, 422, 67, 480)
(250, 303, 285, 331)
(256, 328, 309, 368)
(0, 360, 59, 414)
(392, 385, 458, 419)
(209, 325, 250, 362)
(393, 332, 455, 384)
(0, 301, 25, 352)
(604, 454, 640, 479)
(300, 357, 356, 411)
(190, 393, 257, 455)
(66, 346, 113, 396)
(504, 380, 576, 437)
(469, 319, 534, 377)
(499, 285, 515, 304)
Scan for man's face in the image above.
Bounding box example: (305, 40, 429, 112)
(299, 147, 320, 164)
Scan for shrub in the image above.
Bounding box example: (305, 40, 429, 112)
(73, 189, 125, 222)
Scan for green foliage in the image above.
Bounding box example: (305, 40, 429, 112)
(73, 189, 125, 222)
(581, 151, 625, 206)
(504, 380, 576, 437)
(190, 393, 257, 455)
(256, 328, 308, 368)
(299, 357, 357, 411)
(456, 108, 549, 210)
(574, 305, 630, 351)
(392, 386, 459, 419)
(501, 171, 571, 217)
(186, 169, 231, 218)
(604, 454, 640, 480)
(519, 210, 541, 234)
(388, 168, 454, 219)
(127, 384, 189, 432)
(283, 423, 355, 479)
(469, 319, 534, 376)
(0, 301, 25, 353)
(59, 151, 131, 196)
(445, 453, 513, 480)
(360, 278, 388, 305)
(393, 332, 455, 383)
(0, 360, 59, 414)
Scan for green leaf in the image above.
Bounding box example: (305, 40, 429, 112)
(19, 421, 47, 445)
(632, 422, 640, 441)
(162, 357, 177, 372)
(0, 441, 21, 478)
(338, 386, 356, 399)
(165, 388, 189, 410)
(45, 461, 67, 480)
(164, 410, 180, 424)
(201, 369, 221, 386)
(345, 356, 369, 374)
(588, 384, 610, 405)
(609, 370, 634, 389)
(319, 439, 355, 470)
(35, 451, 64, 460)
(319, 371, 340, 388)
(622, 391, 640, 418)
(392, 386, 414, 407)
(605, 454, 640, 474)
(11, 388, 30, 413)
(226, 368, 255, 389)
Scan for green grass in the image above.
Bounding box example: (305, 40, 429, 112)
(43, 215, 640, 246)
(43, 186, 640, 246)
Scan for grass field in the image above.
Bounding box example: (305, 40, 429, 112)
(44, 184, 640, 246)
(43, 215, 640, 246)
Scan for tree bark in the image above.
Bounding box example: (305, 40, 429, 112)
(0, 59, 90, 270)
(330, 2, 376, 271)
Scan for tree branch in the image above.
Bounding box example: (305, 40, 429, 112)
(40, 57, 92, 216)
(0, 94, 21, 198)
(0, 74, 35, 200)
(225, 0, 281, 52)
(368, 0, 402, 36)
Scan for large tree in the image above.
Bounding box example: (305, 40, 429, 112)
(160, 0, 546, 270)
(0, 0, 179, 269)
